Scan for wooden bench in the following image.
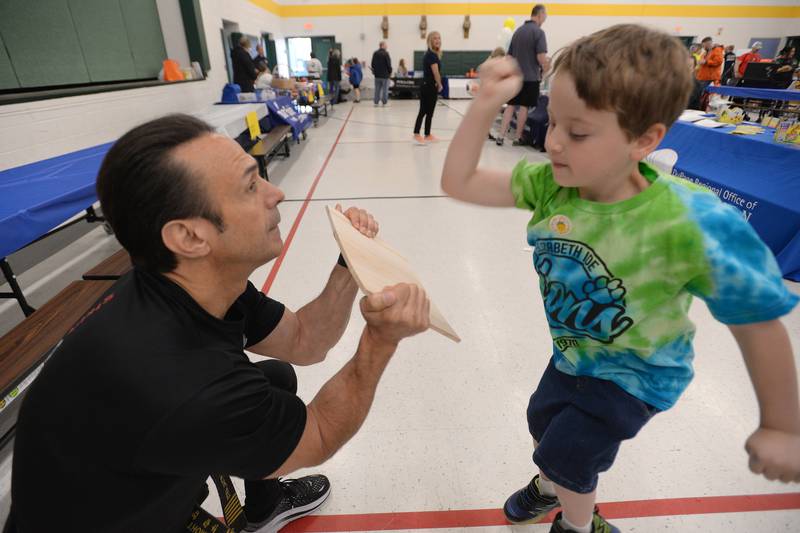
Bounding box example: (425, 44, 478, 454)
(82, 249, 132, 280)
(0, 280, 115, 445)
(249, 125, 292, 181)
(310, 96, 330, 126)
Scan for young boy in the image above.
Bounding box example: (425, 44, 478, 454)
(441, 24, 800, 533)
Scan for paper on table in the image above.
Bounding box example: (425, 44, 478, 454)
(694, 119, 726, 128)
(326, 206, 461, 343)
(679, 110, 707, 122)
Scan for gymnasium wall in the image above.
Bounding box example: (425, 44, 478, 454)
(272, 0, 799, 84)
(0, 0, 283, 171)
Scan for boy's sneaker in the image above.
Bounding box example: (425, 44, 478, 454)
(495, 137, 504, 146)
(503, 475, 560, 524)
(424, 134, 440, 143)
(549, 508, 620, 533)
(244, 475, 331, 532)
(512, 139, 527, 146)
(413, 134, 427, 145)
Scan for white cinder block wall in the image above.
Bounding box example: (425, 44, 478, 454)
(1, 0, 798, 170)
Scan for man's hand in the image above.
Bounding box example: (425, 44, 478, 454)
(477, 57, 523, 107)
(360, 284, 430, 347)
(336, 204, 379, 238)
(745, 427, 800, 482)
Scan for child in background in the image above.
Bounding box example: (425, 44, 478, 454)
(397, 59, 409, 77)
(441, 24, 800, 533)
(254, 61, 273, 90)
(348, 58, 364, 103)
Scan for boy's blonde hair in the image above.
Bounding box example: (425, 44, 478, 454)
(551, 24, 693, 139)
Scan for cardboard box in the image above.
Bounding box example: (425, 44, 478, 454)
(271, 78, 295, 90)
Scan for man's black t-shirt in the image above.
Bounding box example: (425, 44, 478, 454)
(11, 269, 306, 532)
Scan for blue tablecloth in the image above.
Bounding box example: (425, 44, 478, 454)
(658, 121, 800, 280)
(0, 143, 112, 259)
(265, 96, 312, 140)
(707, 85, 800, 101)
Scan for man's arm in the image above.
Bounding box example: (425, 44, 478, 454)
(248, 206, 379, 365)
(268, 284, 430, 477)
(537, 53, 551, 74)
(440, 58, 522, 206)
(729, 319, 800, 482)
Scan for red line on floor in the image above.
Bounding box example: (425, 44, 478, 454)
(281, 492, 800, 531)
(261, 107, 354, 294)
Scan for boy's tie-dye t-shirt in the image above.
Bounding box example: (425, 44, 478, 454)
(511, 160, 798, 410)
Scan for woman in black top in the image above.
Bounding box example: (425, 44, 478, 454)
(327, 49, 342, 105)
(413, 32, 443, 143)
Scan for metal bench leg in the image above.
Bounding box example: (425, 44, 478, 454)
(1, 259, 35, 317)
(256, 155, 267, 180)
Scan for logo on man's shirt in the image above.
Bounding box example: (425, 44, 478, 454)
(534, 239, 634, 345)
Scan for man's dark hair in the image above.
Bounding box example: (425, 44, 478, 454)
(310, 51, 316, 58)
(96, 114, 224, 273)
(532, 4, 546, 16)
(701, 36, 712, 43)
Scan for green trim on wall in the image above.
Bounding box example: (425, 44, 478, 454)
(179, 0, 211, 73)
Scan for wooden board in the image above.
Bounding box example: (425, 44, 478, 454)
(326, 206, 460, 343)
(82, 249, 132, 280)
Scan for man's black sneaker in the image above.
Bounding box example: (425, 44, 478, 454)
(503, 474, 560, 524)
(549, 508, 620, 533)
(244, 475, 331, 532)
(495, 137, 505, 146)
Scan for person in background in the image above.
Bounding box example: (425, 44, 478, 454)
(413, 31, 443, 144)
(776, 46, 798, 68)
(696, 37, 724, 90)
(371, 41, 392, 106)
(687, 56, 705, 110)
(689, 43, 704, 73)
(327, 49, 342, 105)
(737, 41, 763, 78)
(307, 52, 323, 80)
(722, 45, 737, 85)
(254, 44, 267, 67)
(397, 58, 409, 77)
(496, 4, 549, 146)
(348, 58, 364, 103)
(768, 47, 798, 89)
(231, 36, 257, 93)
(255, 60, 273, 90)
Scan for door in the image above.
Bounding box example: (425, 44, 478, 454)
(311, 36, 335, 78)
(749, 37, 780, 59)
(262, 32, 277, 69)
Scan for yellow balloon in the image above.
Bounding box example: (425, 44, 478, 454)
(503, 18, 516, 30)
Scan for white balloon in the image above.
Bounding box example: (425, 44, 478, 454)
(497, 27, 513, 50)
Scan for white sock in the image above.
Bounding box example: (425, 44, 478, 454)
(537, 476, 557, 497)
(560, 515, 592, 533)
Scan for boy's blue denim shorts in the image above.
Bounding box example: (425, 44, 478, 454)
(527, 358, 660, 494)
